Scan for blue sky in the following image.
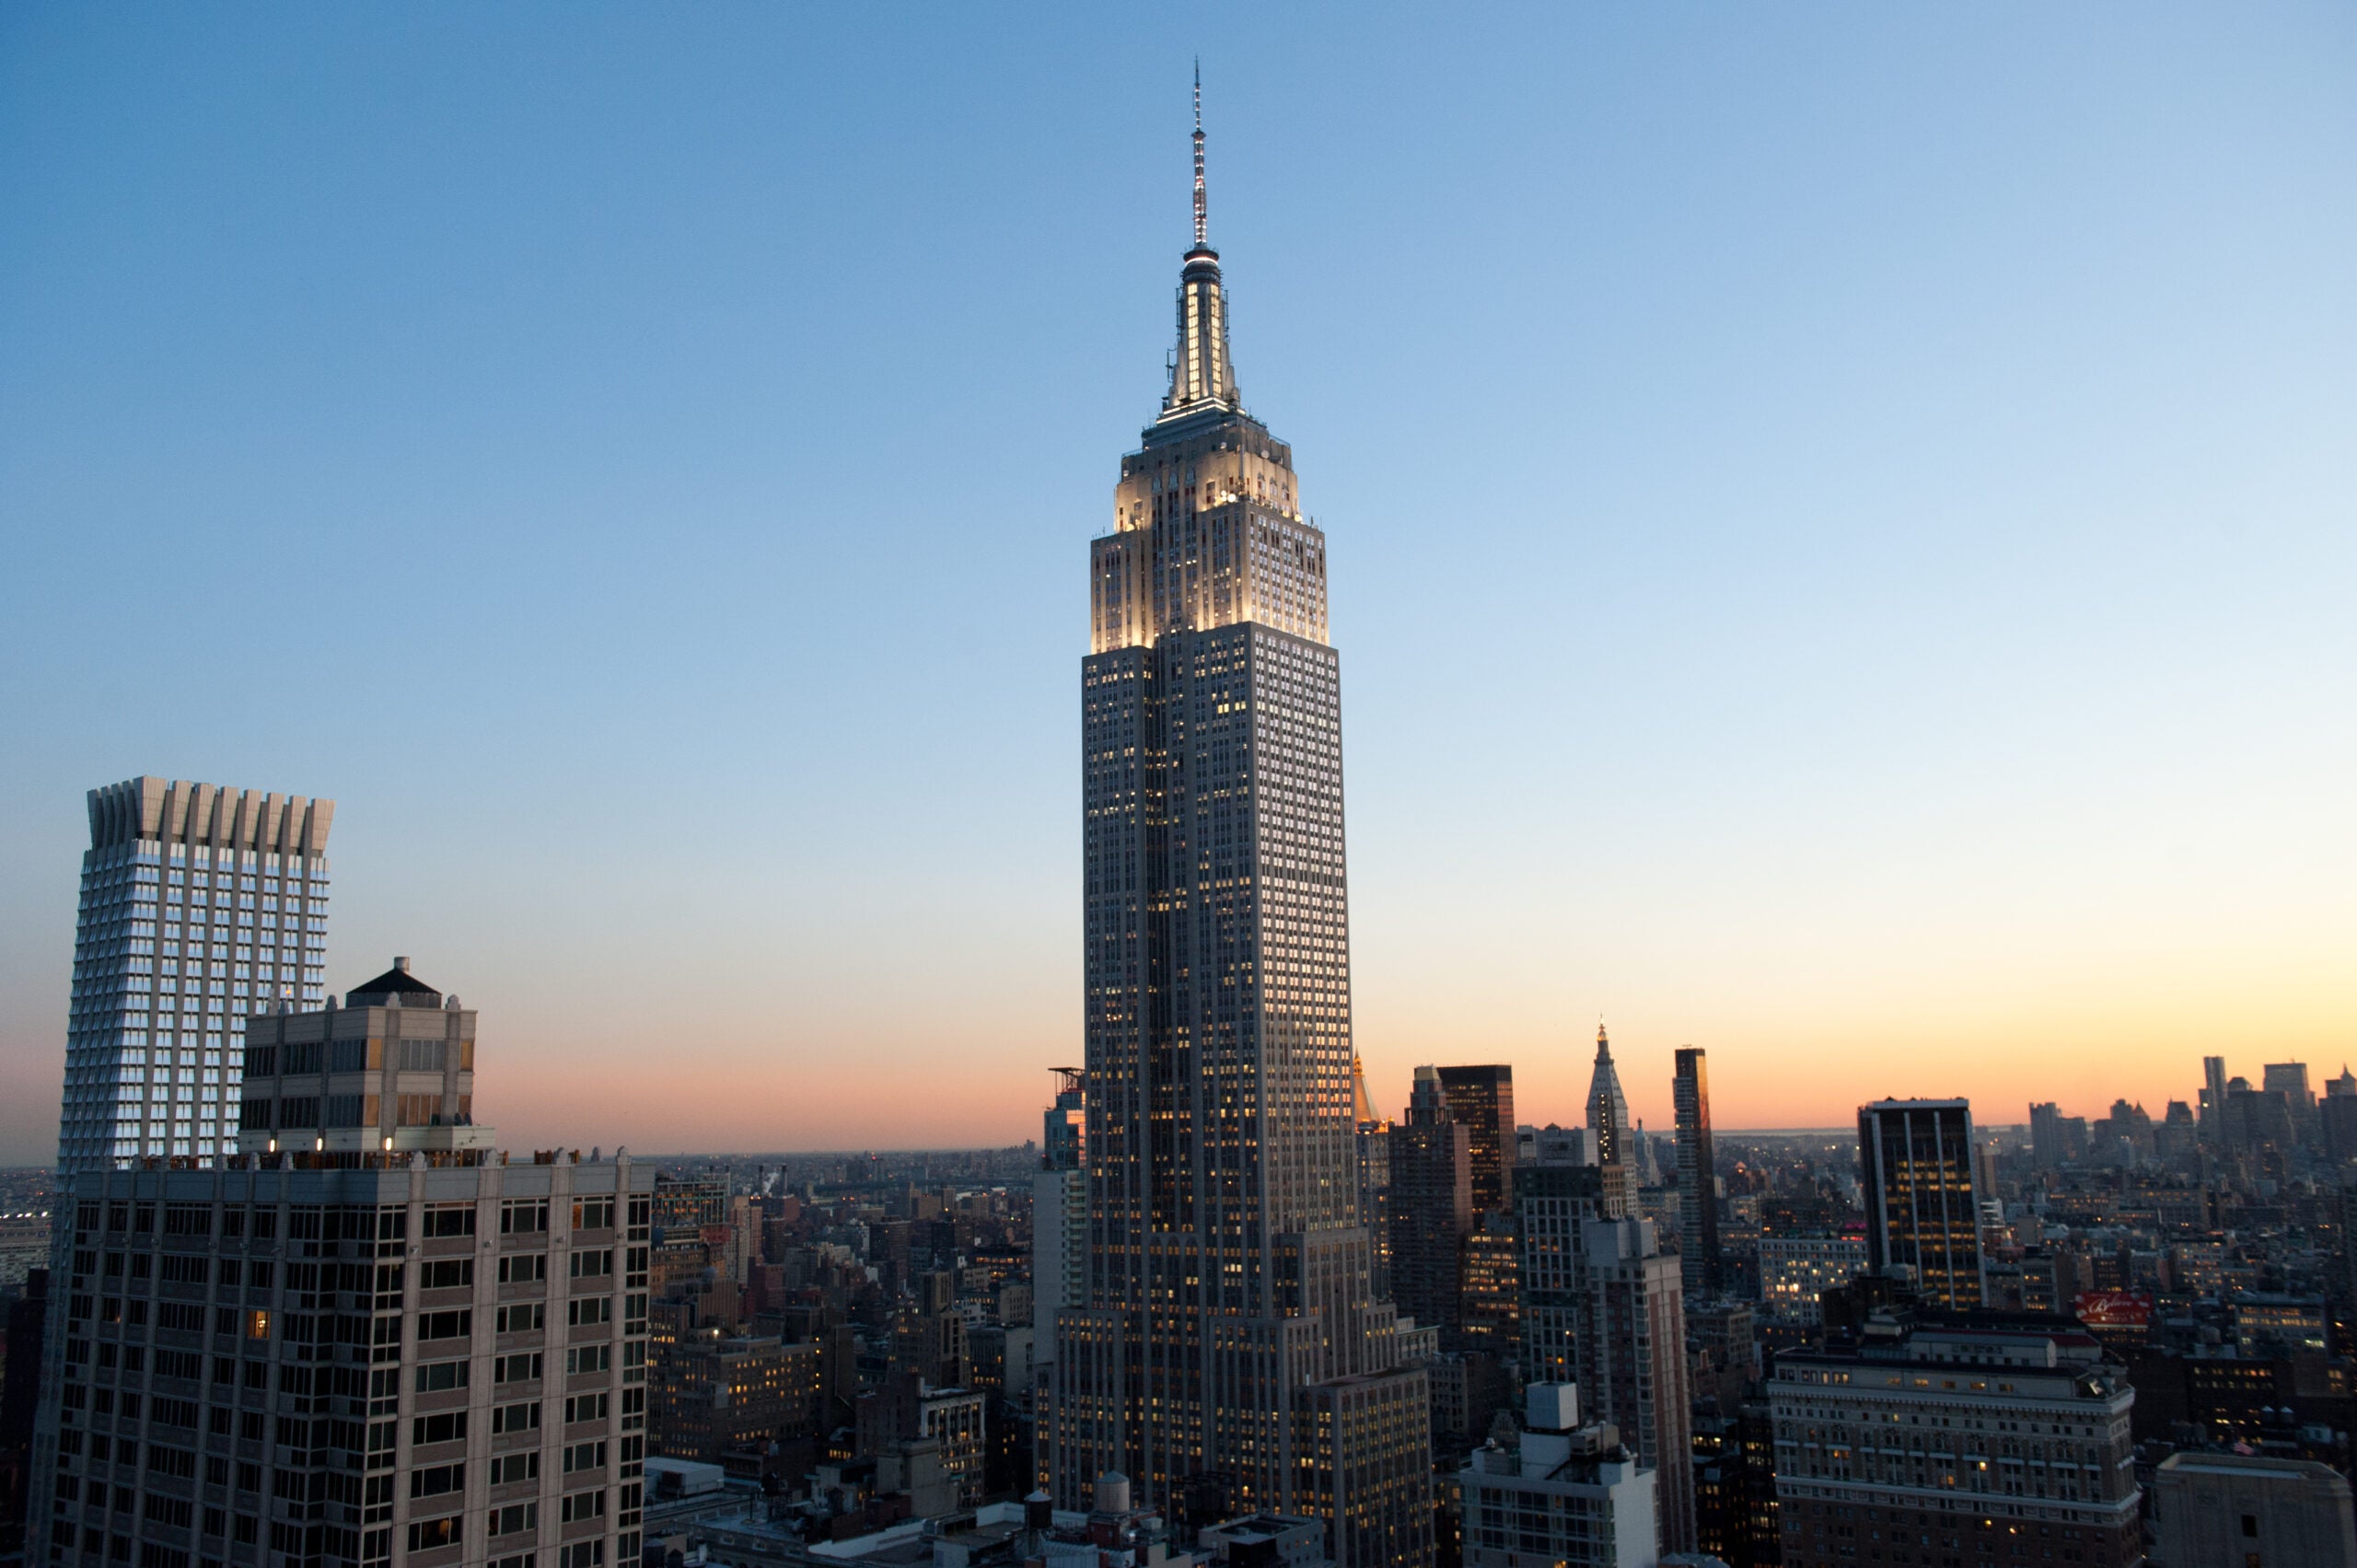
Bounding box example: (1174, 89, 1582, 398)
(3, 5, 2352, 1163)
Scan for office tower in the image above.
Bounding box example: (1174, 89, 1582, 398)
(1459, 1385, 1657, 1568)
(1045, 85, 1429, 1568)
(1671, 1048, 1721, 1296)
(1031, 1069, 1087, 1378)
(1514, 1164, 1695, 1553)
(29, 966, 656, 1568)
(2154, 1452, 2357, 1565)
(1770, 1319, 2142, 1568)
(1457, 1213, 1518, 1360)
(60, 777, 333, 1173)
(1388, 1068, 1473, 1340)
(1352, 1059, 1392, 1301)
(1856, 1099, 1986, 1311)
(2200, 1054, 2229, 1146)
(1434, 1066, 1515, 1218)
(2027, 1100, 2061, 1168)
(236, 958, 492, 1165)
(1585, 1026, 1631, 1169)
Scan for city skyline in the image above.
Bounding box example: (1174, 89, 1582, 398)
(5, 7, 2354, 1164)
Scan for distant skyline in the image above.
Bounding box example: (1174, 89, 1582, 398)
(3, 6, 2353, 1166)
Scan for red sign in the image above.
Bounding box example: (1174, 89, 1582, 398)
(702, 1225, 732, 1249)
(2073, 1290, 2152, 1328)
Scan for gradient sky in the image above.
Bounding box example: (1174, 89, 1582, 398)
(3, 6, 2352, 1167)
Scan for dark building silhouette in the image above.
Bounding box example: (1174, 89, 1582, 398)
(1674, 1048, 1722, 1295)
(1390, 1067, 1474, 1340)
(1434, 1065, 1515, 1219)
(1857, 1098, 1985, 1311)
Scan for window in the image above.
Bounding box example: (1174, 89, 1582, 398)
(420, 1259, 473, 1290)
(422, 1205, 475, 1238)
(501, 1201, 549, 1235)
(573, 1198, 614, 1231)
(496, 1304, 544, 1334)
(563, 1442, 606, 1474)
(565, 1345, 610, 1376)
(491, 1401, 540, 1435)
(489, 1452, 540, 1486)
(412, 1410, 468, 1446)
(416, 1310, 470, 1342)
(406, 1517, 460, 1553)
(489, 1504, 537, 1537)
(566, 1298, 610, 1328)
(494, 1353, 543, 1385)
(498, 1253, 547, 1284)
(410, 1464, 465, 1500)
(414, 1358, 469, 1396)
(563, 1393, 608, 1425)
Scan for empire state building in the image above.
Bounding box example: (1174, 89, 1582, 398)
(1045, 86, 1432, 1568)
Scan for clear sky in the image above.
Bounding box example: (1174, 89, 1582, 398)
(3, 5, 2352, 1167)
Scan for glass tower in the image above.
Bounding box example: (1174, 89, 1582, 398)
(1046, 87, 1430, 1568)
(59, 777, 332, 1172)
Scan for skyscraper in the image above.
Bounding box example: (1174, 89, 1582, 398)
(1388, 1067, 1473, 1341)
(60, 777, 333, 1173)
(1514, 1160, 1696, 1554)
(1435, 1064, 1516, 1218)
(1856, 1098, 1986, 1310)
(1045, 83, 1429, 1568)
(1672, 1047, 1721, 1296)
(1032, 1068, 1086, 1398)
(1585, 1024, 1631, 1169)
(1584, 1026, 1636, 1216)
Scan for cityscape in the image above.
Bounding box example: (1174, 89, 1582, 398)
(3, 12, 2353, 1568)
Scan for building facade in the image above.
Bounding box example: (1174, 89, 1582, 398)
(62, 777, 333, 1174)
(1044, 89, 1429, 1568)
(1515, 1164, 1696, 1555)
(1672, 1049, 1720, 1297)
(1857, 1100, 1985, 1311)
(1769, 1318, 2141, 1568)
(2152, 1451, 2357, 1567)
(30, 1156, 656, 1568)
(1434, 1067, 1515, 1221)
(1458, 1386, 1655, 1568)
(1387, 1069, 1472, 1342)
(1758, 1234, 1869, 1326)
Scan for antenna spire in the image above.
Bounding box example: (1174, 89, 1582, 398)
(1191, 60, 1208, 249)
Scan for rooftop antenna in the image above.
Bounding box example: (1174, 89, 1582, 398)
(1192, 60, 1208, 250)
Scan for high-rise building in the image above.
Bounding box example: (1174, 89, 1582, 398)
(1434, 1066, 1515, 1219)
(1770, 1318, 2142, 1567)
(60, 777, 333, 1173)
(1352, 1060, 1392, 1302)
(2200, 1054, 2229, 1146)
(1031, 1069, 1087, 1387)
(1585, 1026, 1631, 1171)
(1044, 84, 1429, 1568)
(1671, 1048, 1721, 1296)
(1857, 1098, 1986, 1311)
(1515, 1164, 1696, 1554)
(1389, 1067, 1472, 1341)
(29, 964, 656, 1568)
